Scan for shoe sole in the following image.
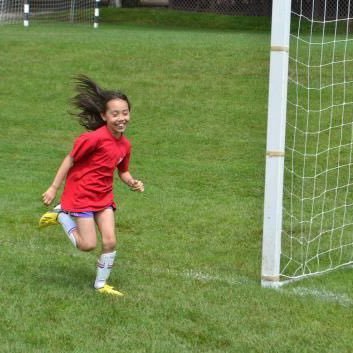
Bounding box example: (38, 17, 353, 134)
(38, 212, 59, 228)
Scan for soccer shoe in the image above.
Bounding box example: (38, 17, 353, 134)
(96, 284, 124, 297)
(38, 210, 60, 228)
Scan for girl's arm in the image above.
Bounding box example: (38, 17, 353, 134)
(42, 154, 74, 206)
(118, 170, 144, 192)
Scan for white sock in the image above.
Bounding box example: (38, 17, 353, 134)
(94, 251, 117, 289)
(57, 212, 77, 248)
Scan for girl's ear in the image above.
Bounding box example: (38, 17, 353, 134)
(100, 113, 106, 121)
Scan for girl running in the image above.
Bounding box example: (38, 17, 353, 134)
(39, 75, 144, 296)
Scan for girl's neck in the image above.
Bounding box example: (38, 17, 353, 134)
(106, 125, 122, 139)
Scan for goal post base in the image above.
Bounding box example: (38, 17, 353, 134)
(261, 275, 281, 288)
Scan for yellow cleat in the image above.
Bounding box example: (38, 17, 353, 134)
(38, 211, 60, 228)
(96, 284, 124, 296)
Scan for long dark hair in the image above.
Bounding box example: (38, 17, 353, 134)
(71, 75, 131, 130)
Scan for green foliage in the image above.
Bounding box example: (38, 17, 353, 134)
(101, 8, 271, 31)
(0, 12, 352, 353)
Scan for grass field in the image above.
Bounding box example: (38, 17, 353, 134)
(1, 9, 353, 353)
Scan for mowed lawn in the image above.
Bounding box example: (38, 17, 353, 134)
(0, 9, 352, 353)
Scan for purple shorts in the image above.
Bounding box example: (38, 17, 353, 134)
(65, 206, 114, 218)
(69, 211, 95, 218)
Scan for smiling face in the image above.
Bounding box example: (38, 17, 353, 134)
(101, 98, 130, 138)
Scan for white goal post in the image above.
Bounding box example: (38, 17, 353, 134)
(262, 0, 292, 287)
(262, 0, 353, 287)
(0, 0, 98, 26)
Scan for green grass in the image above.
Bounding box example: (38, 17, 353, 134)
(1, 9, 353, 353)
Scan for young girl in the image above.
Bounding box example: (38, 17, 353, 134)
(39, 75, 144, 296)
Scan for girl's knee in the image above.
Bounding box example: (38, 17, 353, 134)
(102, 237, 116, 252)
(74, 220, 97, 251)
(78, 238, 97, 252)
(79, 244, 96, 252)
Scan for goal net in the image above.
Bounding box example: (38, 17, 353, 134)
(0, 0, 96, 25)
(262, 0, 353, 286)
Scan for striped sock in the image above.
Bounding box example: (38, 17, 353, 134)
(57, 212, 77, 247)
(94, 251, 117, 289)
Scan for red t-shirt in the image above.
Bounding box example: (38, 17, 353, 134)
(61, 125, 131, 212)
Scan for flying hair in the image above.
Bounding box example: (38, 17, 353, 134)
(70, 74, 131, 131)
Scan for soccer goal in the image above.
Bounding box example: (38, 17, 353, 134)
(262, 0, 353, 287)
(0, 0, 97, 26)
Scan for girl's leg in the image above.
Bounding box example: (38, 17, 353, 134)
(56, 211, 78, 247)
(73, 217, 97, 251)
(93, 208, 122, 295)
(45, 206, 97, 251)
(95, 207, 117, 253)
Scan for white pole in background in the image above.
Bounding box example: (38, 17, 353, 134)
(0, 0, 5, 23)
(69, 0, 76, 23)
(261, 0, 292, 288)
(94, 0, 100, 28)
(24, 0, 29, 27)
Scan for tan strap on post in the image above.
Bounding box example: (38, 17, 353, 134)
(266, 151, 285, 158)
(271, 45, 289, 53)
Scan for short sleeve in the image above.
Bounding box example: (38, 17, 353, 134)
(117, 150, 131, 173)
(70, 132, 98, 162)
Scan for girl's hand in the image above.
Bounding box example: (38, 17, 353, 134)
(129, 179, 144, 192)
(42, 185, 58, 206)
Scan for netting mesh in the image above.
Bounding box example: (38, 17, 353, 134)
(168, 0, 271, 16)
(0, 0, 95, 24)
(3, 1, 353, 23)
(282, 0, 353, 279)
(292, 0, 353, 20)
(168, 0, 353, 18)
